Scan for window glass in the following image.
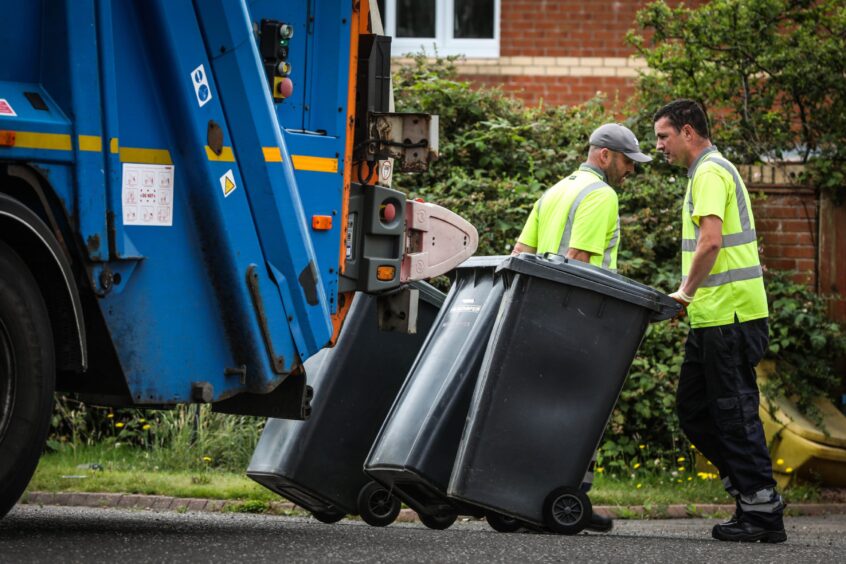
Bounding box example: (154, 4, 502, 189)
(454, 0, 494, 39)
(396, 0, 436, 38)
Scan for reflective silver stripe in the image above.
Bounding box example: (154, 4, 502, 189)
(681, 230, 757, 252)
(708, 157, 752, 231)
(682, 265, 763, 288)
(557, 180, 608, 255)
(739, 489, 783, 514)
(721, 476, 740, 497)
(602, 217, 620, 269)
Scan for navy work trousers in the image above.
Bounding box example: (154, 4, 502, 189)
(676, 317, 777, 496)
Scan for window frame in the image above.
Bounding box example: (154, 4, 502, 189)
(382, 0, 501, 58)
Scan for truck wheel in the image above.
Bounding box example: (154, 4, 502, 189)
(542, 486, 591, 535)
(0, 241, 55, 519)
(418, 510, 457, 530)
(357, 480, 401, 527)
(486, 510, 522, 533)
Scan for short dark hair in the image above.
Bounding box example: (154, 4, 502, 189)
(653, 99, 710, 139)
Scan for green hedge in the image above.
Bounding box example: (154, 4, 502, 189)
(390, 54, 845, 460)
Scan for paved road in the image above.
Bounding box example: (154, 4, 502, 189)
(1, 505, 844, 563)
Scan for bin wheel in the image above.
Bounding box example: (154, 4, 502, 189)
(418, 510, 457, 530)
(486, 511, 522, 533)
(543, 487, 591, 535)
(357, 481, 401, 527)
(312, 509, 345, 524)
(0, 241, 55, 519)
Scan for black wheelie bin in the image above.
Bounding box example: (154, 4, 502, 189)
(447, 253, 680, 535)
(364, 256, 511, 531)
(247, 282, 445, 527)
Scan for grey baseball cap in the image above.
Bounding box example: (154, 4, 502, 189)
(589, 123, 653, 163)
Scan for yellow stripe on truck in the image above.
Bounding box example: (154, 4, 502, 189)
(12, 131, 73, 151)
(262, 147, 283, 162)
(205, 145, 236, 162)
(291, 154, 338, 173)
(119, 147, 173, 165)
(78, 135, 102, 152)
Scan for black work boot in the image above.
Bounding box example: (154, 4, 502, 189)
(719, 497, 742, 526)
(713, 489, 786, 544)
(712, 514, 786, 543)
(585, 511, 613, 533)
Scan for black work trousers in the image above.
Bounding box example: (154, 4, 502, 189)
(677, 317, 776, 496)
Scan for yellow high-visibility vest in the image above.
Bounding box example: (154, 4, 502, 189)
(682, 147, 768, 327)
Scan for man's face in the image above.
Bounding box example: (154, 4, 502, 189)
(654, 116, 687, 167)
(605, 151, 636, 187)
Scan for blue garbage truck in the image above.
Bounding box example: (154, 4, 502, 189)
(0, 0, 477, 517)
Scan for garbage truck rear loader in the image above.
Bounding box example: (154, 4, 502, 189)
(0, 0, 476, 518)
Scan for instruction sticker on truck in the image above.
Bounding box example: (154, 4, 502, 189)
(122, 163, 174, 227)
(0, 99, 16, 117)
(191, 64, 212, 108)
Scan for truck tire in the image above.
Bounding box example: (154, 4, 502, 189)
(0, 240, 55, 519)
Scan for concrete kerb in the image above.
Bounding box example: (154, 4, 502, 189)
(19, 492, 846, 522)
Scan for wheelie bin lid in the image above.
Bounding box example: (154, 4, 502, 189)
(456, 255, 511, 270)
(500, 253, 681, 321)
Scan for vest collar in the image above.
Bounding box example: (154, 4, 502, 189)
(687, 146, 719, 178)
(579, 163, 607, 182)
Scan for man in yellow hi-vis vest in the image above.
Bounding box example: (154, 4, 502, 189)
(513, 123, 652, 533)
(512, 123, 652, 266)
(654, 99, 786, 543)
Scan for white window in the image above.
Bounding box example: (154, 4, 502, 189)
(377, 0, 500, 58)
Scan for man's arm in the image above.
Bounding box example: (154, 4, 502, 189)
(565, 248, 594, 263)
(672, 214, 722, 305)
(511, 241, 536, 256)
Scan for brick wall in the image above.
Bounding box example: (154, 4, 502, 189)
(447, 0, 701, 107)
(751, 188, 818, 287)
(499, 0, 665, 58)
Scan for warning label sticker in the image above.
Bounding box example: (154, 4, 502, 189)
(220, 169, 237, 197)
(190, 64, 212, 108)
(122, 163, 174, 227)
(0, 99, 17, 117)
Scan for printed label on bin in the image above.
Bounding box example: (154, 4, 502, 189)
(451, 304, 481, 313)
(122, 163, 174, 226)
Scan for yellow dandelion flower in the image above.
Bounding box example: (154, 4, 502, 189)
(596, 467, 604, 474)
(639, 444, 646, 449)
(139, 418, 146, 423)
(636, 483, 642, 489)
(785, 467, 793, 473)
(115, 422, 124, 428)
(677, 467, 685, 472)
(107, 413, 114, 419)
(203, 456, 212, 462)
(677, 479, 683, 483)
(633, 463, 641, 469)
(142, 424, 151, 431)
(776, 458, 784, 466)
(687, 477, 693, 481)
(677, 456, 686, 462)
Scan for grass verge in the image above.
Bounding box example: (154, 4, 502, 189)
(27, 444, 823, 515)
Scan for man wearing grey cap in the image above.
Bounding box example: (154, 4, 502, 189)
(511, 123, 652, 533)
(512, 123, 652, 270)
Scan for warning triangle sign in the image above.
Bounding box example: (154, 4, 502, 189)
(220, 169, 237, 197)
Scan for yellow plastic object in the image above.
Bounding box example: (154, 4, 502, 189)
(696, 361, 846, 488)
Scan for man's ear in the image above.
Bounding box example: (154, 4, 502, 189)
(682, 124, 694, 141)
